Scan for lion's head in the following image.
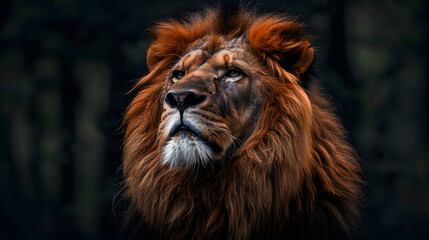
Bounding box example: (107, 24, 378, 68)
(122, 8, 362, 240)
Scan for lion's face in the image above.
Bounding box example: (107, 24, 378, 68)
(158, 37, 262, 168)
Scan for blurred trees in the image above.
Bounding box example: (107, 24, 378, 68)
(0, 0, 428, 239)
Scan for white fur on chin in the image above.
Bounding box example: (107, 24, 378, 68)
(162, 134, 213, 168)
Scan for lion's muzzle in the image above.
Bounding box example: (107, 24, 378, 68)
(161, 89, 216, 168)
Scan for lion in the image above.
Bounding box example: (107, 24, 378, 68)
(122, 7, 363, 240)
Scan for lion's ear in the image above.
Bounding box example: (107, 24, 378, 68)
(248, 18, 314, 76)
(146, 44, 162, 71)
(287, 39, 314, 76)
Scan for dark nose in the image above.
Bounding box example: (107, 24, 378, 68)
(165, 91, 206, 113)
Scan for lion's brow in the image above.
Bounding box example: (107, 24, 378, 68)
(192, 48, 246, 71)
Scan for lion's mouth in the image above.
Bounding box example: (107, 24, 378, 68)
(169, 123, 200, 138)
(167, 122, 222, 153)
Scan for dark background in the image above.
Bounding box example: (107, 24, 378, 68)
(1, 0, 428, 239)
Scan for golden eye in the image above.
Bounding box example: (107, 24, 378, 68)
(224, 68, 243, 82)
(172, 70, 185, 82)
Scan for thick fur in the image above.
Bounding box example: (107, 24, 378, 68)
(122, 8, 363, 240)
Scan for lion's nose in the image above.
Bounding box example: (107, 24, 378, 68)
(165, 91, 206, 113)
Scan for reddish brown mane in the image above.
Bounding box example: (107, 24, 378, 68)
(122, 8, 362, 240)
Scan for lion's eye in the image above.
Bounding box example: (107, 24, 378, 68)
(172, 70, 185, 82)
(224, 68, 243, 82)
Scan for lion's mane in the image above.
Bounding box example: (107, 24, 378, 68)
(122, 8, 363, 240)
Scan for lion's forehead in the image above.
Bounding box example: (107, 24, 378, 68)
(179, 37, 250, 72)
